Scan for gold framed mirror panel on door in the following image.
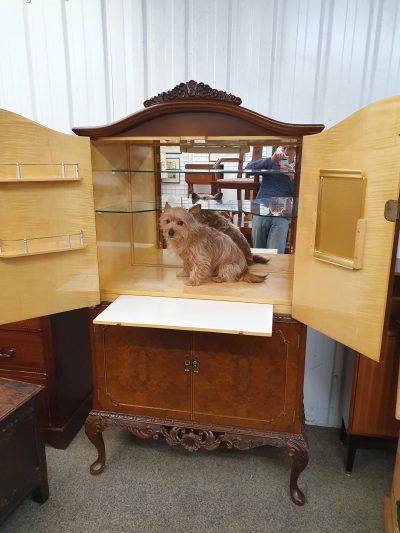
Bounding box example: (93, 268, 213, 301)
(314, 169, 366, 270)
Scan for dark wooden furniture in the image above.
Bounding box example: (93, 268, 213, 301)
(73, 82, 324, 506)
(0, 308, 92, 449)
(342, 257, 400, 471)
(384, 430, 400, 532)
(341, 332, 400, 471)
(86, 309, 308, 505)
(0, 378, 49, 525)
(212, 156, 259, 236)
(184, 163, 222, 196)
(213, 156, 259, 199)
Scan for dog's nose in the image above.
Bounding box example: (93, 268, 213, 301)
(168, 229, 175, 237)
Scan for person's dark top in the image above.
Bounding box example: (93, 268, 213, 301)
(245, 157, 293, 200)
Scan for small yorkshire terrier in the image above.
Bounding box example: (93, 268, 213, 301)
(191, 191, 223, 202)
(159, 203, 267, 286)
(189, 204, 269, 266)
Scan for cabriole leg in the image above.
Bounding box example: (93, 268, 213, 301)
(85, 413, 107, 475)
(285, 435, 309, 506)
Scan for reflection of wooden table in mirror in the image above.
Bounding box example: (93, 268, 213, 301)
(0, 378, 49, 525)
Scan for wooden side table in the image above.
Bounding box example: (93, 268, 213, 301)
(0, 378, 49, 526)
(384, 359, 400, 532)
(340, 332, 400, 472)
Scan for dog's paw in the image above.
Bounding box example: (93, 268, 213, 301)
(185, 278, 200, 286)
(212, 276, 225, 283)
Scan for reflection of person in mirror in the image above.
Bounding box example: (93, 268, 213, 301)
(245, 145, 296, 253)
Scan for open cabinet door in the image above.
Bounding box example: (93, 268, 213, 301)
(293, 96, 400, 362)
(0, 109, 100, 325)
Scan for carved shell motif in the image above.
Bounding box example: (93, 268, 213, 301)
(143, 80, 242, 107)
(165, 428, 221, 452)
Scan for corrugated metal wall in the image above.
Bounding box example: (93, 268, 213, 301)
(1, 0, 399, 426)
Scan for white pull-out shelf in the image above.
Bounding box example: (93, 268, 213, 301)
(94, 295, 273, 336)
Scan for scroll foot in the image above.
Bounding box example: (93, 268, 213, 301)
(85, 413, 107, 475)
(285, 435, 309, 506)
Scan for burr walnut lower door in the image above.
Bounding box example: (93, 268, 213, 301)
(96, 325, 192, 420)
(192, 322, 305, 432)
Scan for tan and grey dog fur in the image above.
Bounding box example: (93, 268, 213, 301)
(160, 203, 267, 286)
(189, 203, 269, 266)
(191, 191, 223, 202)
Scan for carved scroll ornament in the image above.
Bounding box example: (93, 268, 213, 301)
(143, 80, 242, 107)
(85, 410, 309, 505)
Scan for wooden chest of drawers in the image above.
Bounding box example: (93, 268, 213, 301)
(0, 308, 92, 449)
(0, 378, 48, 526)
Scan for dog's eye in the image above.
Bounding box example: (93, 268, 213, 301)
(165, 219, 170, 224)
(177, 220, 184, 226)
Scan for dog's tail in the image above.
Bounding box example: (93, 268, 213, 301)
(240, 271, 268, 283)
(251, 254, 270, 264)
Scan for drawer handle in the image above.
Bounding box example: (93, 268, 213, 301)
(0, 347, 16, 358)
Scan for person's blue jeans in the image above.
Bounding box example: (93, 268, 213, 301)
(251, 215, 289, 253)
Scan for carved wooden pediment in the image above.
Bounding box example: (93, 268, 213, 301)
(143, 80, 242, 107)
(73, 81, 324, 138)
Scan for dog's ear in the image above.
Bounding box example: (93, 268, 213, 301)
(164, 201, 172, 210)
(189, 203, 202, 215)
(191, 192, 200, 204)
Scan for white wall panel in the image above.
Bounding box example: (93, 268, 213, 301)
(121, 0, 147, 113)
(0, 0, 399, 426)
(0, 1, 36, 119)
(145, 0, 186, 100)
(64, 0, 110, 127)
(21, 0, 70, 129)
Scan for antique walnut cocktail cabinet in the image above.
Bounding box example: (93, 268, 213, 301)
(1, 82, 400, 505)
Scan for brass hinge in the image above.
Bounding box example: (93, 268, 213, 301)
(384, 200, 399, 222)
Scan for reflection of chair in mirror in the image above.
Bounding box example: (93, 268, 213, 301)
(184, 163, 223, 197)
(212, 147, 263, 237)
(212, 146, 260, 200)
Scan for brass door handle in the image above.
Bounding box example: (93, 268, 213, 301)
(184, 356, 200, 373)
(192, 357, 199, 374)
(184, 355, 191, 373)
(0, 347, 16, 358)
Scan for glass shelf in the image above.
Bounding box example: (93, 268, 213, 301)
(112, 168, 295, 175)
(0, 231, 85, 258)
(0, 163, 80, 183)
(96, 201, 158, 214)
(95, 198, 297, 218)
